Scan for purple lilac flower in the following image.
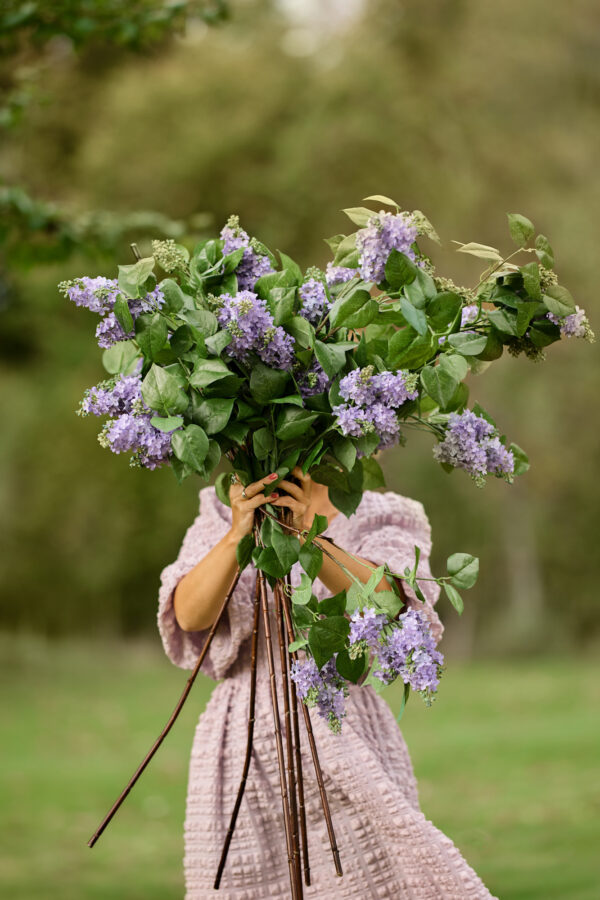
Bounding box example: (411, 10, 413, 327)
(433, 409, 515, 485)
(349, 606, 387, 658)
(61, 276, 120, 314)
(374, 608, 444, 703)
(460, 304, 478, 327)
(217, 290, 295, 370)
(93, 286, 165, 350)
(297, 359, 330, 398)
(220, 215, 275, 291)
(333, 366, 419, 450)
(99, 413, 175, 470)
(546, 305, 595, 341)
(79, 371, 146, 417)
(325, 263, 358, 287)
(299, 276, 331, 325)
(356, 211, 418, 283)
(290, 657, 348, 733)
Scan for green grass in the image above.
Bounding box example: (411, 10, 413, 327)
(0, 635, 597, 899)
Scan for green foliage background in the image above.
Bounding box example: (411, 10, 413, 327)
(1, 0, 599, 655)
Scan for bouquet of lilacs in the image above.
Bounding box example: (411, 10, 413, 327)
(61, 196, 594, 734)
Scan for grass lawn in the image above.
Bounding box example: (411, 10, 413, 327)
(0, 634, 597, 899)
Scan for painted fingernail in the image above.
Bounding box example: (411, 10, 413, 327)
(270, 492, 279, 499)
(269, 473, 278, 480)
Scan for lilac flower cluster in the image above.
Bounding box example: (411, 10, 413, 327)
(79, 369, 178, 470)
(433, 409, 515, 486)
(99, 414, 174, 470)
(325, 262, 358, 287)
(374, 608, 444, 703)
(332, 366, 419, 450)
(356, 211, 418, 283)
(290, 657, 348, 733)
(60, 276, 165, 349)
(297, 359, 330, 398)
(78, 369, 145, 418)
(299, 272, 331, 325)
(546, 305, 595, 342)
(460, 304, 479, 327)
(216, 290, 295, 370)
(348, 606, 388, 659)
(220, 215, 275, 291)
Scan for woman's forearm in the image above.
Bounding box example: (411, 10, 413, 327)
(173, 529, 240, 632)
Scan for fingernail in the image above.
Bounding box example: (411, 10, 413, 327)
(269, 473, 278, 480)
(270, 492, 279, 499)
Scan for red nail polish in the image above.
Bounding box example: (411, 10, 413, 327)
(270, 492, 279, 499)
(269, 473, 278, 480)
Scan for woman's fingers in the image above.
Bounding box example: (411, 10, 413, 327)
(292, 465, 311, 485)
(276, 479, 305, 502)
(245, 492, 279, 510)
(231, 473, 278, 501)
(270, 496, 302, 513)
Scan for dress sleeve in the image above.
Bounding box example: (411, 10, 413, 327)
(156, 486, 256, 679)
(352, 491, 444, 645)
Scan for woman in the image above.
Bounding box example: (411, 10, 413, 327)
(158, 467, 497, 899)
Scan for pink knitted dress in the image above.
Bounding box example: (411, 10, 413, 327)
(157, 487, 497, 899)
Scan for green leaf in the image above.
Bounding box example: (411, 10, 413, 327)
(372, 590, 404, 618)
(362, 194, 399, 208)
(420, 364, 458, 410)
(113, 295, 134, 334)
(308, 616, 350, 668)
(171, 424, 210, 472)
(249, 362, 290, 404)
(443, 582, 464, 615)
(399, 296, 428, 335)
(304, 513, 329, 546)
(342, 206, 376, 227)
(271, 528, 301, 571)
(170, 324, 194, 357)
(387, 327, 435, 369)
(291, 573, 313, 606)
(329, 487, 361, 518)
(454, 242, 502, 263)
(191, 397, 234, 435)
(396, 682, 411, 722)
(314, 340, 353, 379)
(159, 278, 186, 314)
(118, 257, 155, 297)
(299, 541, 323, 580)
(520, 261, 542, 301)
(142, 363, 188, 415)
(102, 340, 140, 375)
(333, 233, 359, 268)
(252, 427, 274, 461)
(516, 301, 541, 337)
(329, 289, 373, 328)
(267, 286, 297, 326)
(487, 308, 520, 336)
(254, 547, 285, 578)
(286, 315, 314, 349)
(447, 553, 479, 589)
(535, 234, 554, 268)
(278, 252, 303, 285)
(543, 285, 576, 318)
(136, 313, 168, 360)
(194, 436, 220, 479)
(189, 358, 232, 389)
(509, 442, 530, 475)
(426, 292, 462, 331)
(438, 353, 468, 382)
(215, 471, 233, 507)
(447, 332, 488, 356)
(507, 213, 535, 247)
(236, 534, 255, 571)
(335, 648, 367, 684)
(360, 456, 385, 489)
(204, 330, 232, 356)
(385, 250, 418, 288)
(150, 415, 183, 433)
(276, 407, 320, 441)
(331, 435, 356, 472)
(318, 591, 346, 616)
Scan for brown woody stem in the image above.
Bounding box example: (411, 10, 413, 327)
(87, 567, 242, 849)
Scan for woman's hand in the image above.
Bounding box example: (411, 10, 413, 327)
(270, 466, 313, 531)
(230, 473, 280, 540)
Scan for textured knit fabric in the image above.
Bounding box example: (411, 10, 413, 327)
(157, 487, 497, 899)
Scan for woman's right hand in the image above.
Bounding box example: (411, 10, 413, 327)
(229, 473, 280, 540)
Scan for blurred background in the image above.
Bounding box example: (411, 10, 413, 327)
(1, 1, 598, 898)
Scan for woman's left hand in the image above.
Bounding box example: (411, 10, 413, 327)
(270, 466, 313, 531)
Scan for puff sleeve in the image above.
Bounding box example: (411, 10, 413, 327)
(156, 486, 256, 679)
(352, 491, 444, 645)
